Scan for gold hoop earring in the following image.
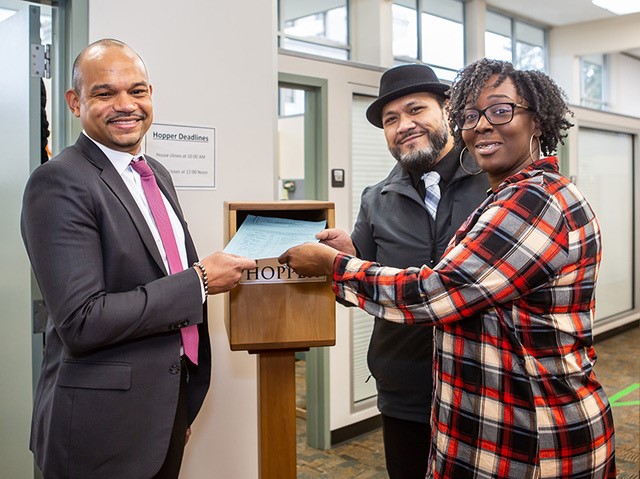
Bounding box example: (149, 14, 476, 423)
(459, 147, 483, 175)
(529, 134, 540, 163)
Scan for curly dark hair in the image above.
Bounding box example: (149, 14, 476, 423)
(446, 58, 574, 157)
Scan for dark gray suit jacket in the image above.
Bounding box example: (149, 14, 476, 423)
(21, 134, 211, 478)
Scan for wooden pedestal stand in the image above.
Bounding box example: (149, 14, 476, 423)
(225, 201, 336, 479)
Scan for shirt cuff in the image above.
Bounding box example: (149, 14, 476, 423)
(194, 267, 206, 303)
(199, 279, 206, 303)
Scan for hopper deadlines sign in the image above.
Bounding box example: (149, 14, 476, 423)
(145, 123, 215, 189)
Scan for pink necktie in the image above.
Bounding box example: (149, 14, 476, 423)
(131, 158, 199, 365)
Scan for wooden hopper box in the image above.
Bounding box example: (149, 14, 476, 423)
(224, 201, 336, 352)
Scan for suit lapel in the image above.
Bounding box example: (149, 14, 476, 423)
(75, 135, 168, 275)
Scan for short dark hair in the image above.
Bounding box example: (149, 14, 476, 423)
(446, 58, 574, 157)
(433, 94, 447, 110)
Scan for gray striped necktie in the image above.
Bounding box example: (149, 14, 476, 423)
(422, 171, 440, 220)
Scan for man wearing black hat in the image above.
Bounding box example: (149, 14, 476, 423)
(319, 64, 488, 478)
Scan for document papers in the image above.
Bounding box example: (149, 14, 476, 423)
(224, 214, 326, 260)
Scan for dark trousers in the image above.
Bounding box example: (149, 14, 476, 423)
(152, 358, 189, 479)
(381, 414, 430, 479)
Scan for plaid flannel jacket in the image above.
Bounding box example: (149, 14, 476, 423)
(334, 157, 616, 479)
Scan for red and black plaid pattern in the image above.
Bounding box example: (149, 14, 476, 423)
(333, 157, 616, 479)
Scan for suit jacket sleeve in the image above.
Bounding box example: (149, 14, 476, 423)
(21, 156, 203, 356)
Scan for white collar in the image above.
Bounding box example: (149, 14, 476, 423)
(83, 131, 142, 175)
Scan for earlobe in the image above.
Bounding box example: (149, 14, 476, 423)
(65, 89, 81, 118)
(533, 118, 542, 138)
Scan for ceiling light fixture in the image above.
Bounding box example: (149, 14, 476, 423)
(592, 0, 640, 15)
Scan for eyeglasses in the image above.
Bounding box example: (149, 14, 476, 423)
(456, 102, 535, 130)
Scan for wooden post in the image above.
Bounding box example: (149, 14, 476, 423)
(257, 351, 296, 479)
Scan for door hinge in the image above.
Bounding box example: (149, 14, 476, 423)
(31, 43, 51, 79)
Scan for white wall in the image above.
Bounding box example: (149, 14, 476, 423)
(350, 0, 393, 66)
(89, 1, 277, 477)
(609, 53, 640, 117)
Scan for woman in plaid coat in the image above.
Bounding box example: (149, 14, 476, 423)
(280, 59, 616, 479)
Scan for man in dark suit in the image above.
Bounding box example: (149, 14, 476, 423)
(21, 39, 256, 479)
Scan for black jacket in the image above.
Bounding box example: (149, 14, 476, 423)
(351, 146, 488, 423)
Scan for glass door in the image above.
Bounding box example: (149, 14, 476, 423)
(0, 3, 44, 476)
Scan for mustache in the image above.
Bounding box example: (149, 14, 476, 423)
(107, 112, 146, 122)
(398, 129, 427, 143)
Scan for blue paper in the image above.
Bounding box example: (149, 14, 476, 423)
(224, 214, 326, 259)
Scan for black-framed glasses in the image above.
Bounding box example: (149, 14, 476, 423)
(456, 102, 535, 130)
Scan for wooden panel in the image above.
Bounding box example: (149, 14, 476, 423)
(229, 282, 335, 350)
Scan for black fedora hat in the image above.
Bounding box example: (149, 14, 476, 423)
(366, 64, 449, 128)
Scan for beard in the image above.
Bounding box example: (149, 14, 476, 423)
(389, 120, 449, 175)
